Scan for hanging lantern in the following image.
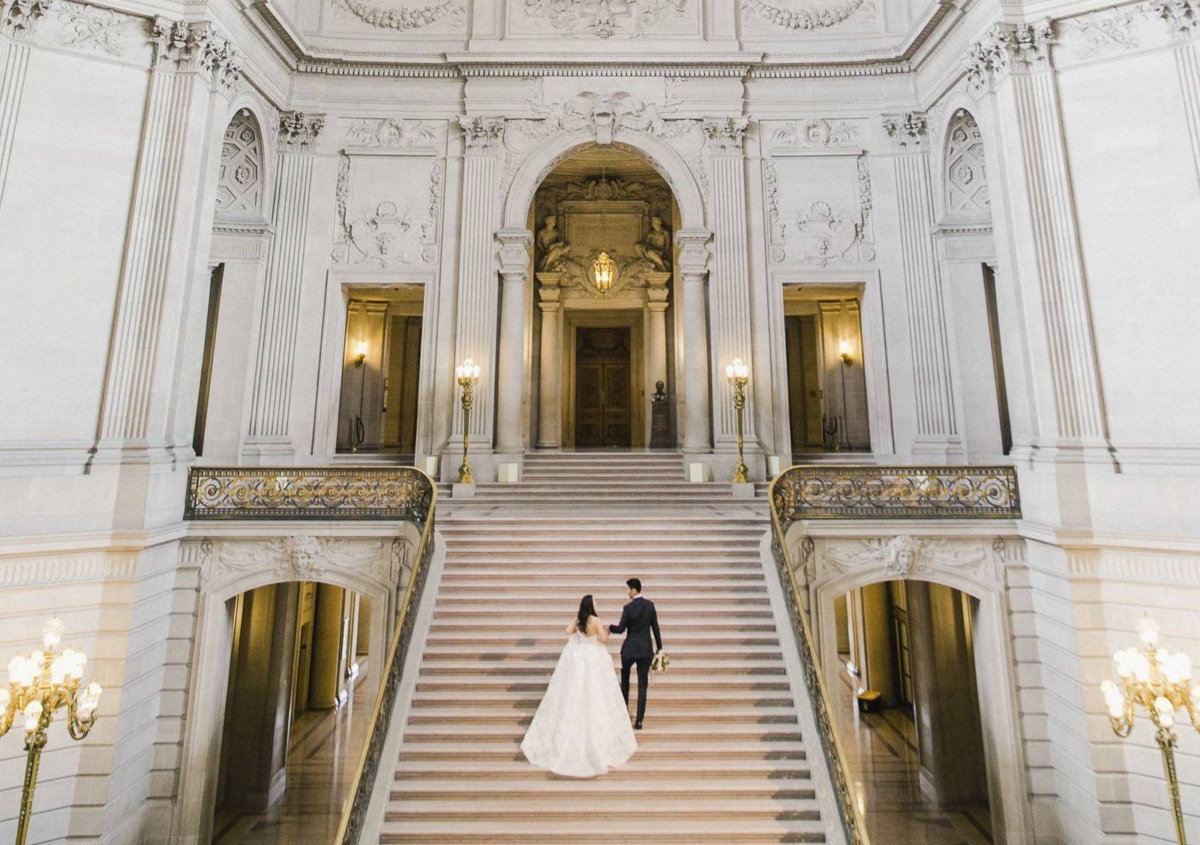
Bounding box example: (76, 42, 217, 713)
(592, 252, 616, 294)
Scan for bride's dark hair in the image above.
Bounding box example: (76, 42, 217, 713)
(576, 594, 597, 635)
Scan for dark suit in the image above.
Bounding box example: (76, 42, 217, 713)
(609, 596, 663, 724)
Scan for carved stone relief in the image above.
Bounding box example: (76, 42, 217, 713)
(343, 118, 442, 150)
(764, 153, 875, 265)
(516, 0, 689, 38)
(944, 109, 989, 218)
(197, 535, 403, 591)
(332, 152, 443, 267)
(741, 0, 876, 33)
(151, 18, 242, 92)
(52, 0, 138, 55)
(821, 535, 991, 583)
(331, 0, 466, 33)
(771, 119, 862, 151)
(216, 109, 264, 218)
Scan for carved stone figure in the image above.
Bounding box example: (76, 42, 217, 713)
(537, 215, 573, 271)
(635, 216, 671, 271)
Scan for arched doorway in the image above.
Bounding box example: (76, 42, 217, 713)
(525, 146, 681, 450)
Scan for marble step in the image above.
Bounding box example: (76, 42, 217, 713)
(409, 690, 798, 708)
(397, 740, 809, 763)
(419, 645, 783, 659)
(377, 819, 827, 844)
(384, 797, 821, 822)
(423, 632, 782, 647)
(389, 778, 816, 799)
(405, 706, 800, 726)
(402, 725, 805, 743)
(394, 759, 813, 780)
(414, 678, 794, 695)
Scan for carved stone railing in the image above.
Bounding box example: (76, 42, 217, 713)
(767, 465, 1021, 845)
(185, 466, 434, 521)
(182, 466, 436, 845)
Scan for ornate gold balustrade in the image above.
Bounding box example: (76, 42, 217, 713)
(767, 465, 1021, 845)
(184, 465, 433, 521)
(182, 466, 436, 845)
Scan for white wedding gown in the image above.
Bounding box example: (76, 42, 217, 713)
(520, 632, 638, 777)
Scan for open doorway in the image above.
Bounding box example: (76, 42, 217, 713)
(211, 582, 371, 844)
(783, 286, 870, 454)
(834, 580, 993, 843)
(336, 285, 423, 458)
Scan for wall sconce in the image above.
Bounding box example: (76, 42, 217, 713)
(592, 252, 616, 294)
(839, 339, 852, 365)
(354, 340, 368, 368)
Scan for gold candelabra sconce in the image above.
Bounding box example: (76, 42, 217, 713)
(592, 251, 616, 294)
(725, 357, 750, 484)
(1, 619, 102, 845)
(352, 340, 368, 453)
(1101, 616, 1200, 844)
(839, 338, 852, 365)
(455, 358, 481, 484)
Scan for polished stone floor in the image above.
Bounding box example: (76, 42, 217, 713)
(835, 669, 993, 844)
(211, 671, 371, 845)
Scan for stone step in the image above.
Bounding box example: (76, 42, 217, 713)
(419, 645, 783, 660)
(415, 662, 786, 677)
(409, 690, 798, 708)
(378, 820, 826, 844)
(428, 620, 780, 634)
(440, 554, 764, 565)
(397, 741, 809, 763)
(402, 725, 805, 743)
(423, 633, 782, 648)
(405, 706, 800, 726)
(414, 678, 794, 694)
(389, 779, 816, 800)
(437, 578, 767, 591)
(384, 797, 821, 822)
(394, 759, 813, 780)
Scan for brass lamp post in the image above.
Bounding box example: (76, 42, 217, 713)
(2, 618, 103, 845)
(1100, 617, 1200, 844)
(725, 357, 750, 484)
(455, 358, 481, 483)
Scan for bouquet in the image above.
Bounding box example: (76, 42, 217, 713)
(651, 650, 670, 673)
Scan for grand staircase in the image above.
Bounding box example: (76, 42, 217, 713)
(377, 453, 830, 843)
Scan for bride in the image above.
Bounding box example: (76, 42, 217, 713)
(521, 595, 638, 777)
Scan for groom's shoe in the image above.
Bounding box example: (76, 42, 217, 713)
(634, 721, 643, 730)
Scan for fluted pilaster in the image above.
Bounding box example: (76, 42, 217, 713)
(0, 0, 48, 211)
(677, 228, 713, 453)
(97, 18, 241, 450)
(703, 118, 758, 451)
(1156, 0, 1200, 182)
(967, 23, 1107, 446)
(243, 112, 322, 458)
(451, 118, 505, 451)
(495, 227, 532, 455)
(882, 112, 962, 460)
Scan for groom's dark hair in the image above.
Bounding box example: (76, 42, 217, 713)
(626, 578, 641, 593)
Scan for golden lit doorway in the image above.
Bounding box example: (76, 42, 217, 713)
(336, 285, 423, 456)
(574, 326, 633, 448)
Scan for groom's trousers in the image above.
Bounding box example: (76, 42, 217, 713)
(620, 655, 652, 723)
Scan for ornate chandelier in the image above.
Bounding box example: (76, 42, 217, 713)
(592, 251, 616, 294)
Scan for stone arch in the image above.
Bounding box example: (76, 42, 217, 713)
(804, 532, 1031, 844)
(502, 128, 707, 233)
(942, 107, 991, 221)
(171, 532, 416, 843)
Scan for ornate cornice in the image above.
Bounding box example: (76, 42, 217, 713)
(151, 17, 243, 92)
(448, 52, 759, 78)
(882, 111, 928, 149)
(965, 21, 1056, 94)
(277, 110, 323, 150)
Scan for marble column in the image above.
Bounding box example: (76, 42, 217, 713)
(966, 23, 1108, 454)
(881, 112, 964, 462)
(646, 287, 669, 393)
(450, 118, 505, 460)
(537, 275, 562, 449)
(495, 228, 533, 455)
(242, 111, 323, 461)
(95, 19, 241, 460)
(703, 119, 759, 454)
(676, 229, 713, 453)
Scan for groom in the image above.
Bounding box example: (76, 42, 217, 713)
(609, 578, 663, 730)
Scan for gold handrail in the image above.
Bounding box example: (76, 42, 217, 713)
(336, 472, 437, 844)
(768, 470, 870, 845)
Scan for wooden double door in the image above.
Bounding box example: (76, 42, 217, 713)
(574, 327, 632, 448)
